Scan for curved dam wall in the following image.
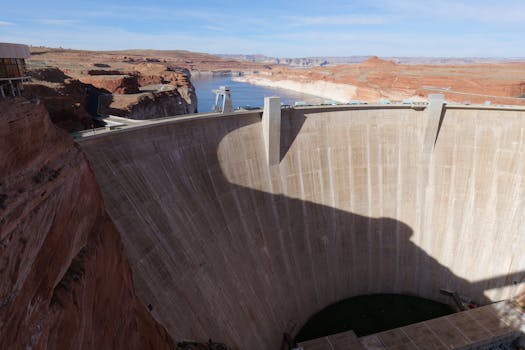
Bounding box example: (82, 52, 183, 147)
(78, 106, 525, 349)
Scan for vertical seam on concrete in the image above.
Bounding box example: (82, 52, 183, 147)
(377, 134, 384, 287)
(366, 123, 374, 289)
(327, 147, 339, 299)
(348, 144, 357, 295)
(395, 117, 402, 292)
(399, 327, 419, 349)
(505, 124, 525, 301)
(442, 117, 458, 273)
(326, 336, 335, 350)
(423, 321, 451, 349)
(444, 316, 472, 343)
(463, 309, 492, 336)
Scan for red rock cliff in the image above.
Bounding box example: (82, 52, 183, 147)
(0, 98, 174, 349)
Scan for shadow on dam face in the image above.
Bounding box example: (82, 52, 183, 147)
(78, 106, 525, 349)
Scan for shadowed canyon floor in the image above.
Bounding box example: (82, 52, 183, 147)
(294, 294, 455, 341)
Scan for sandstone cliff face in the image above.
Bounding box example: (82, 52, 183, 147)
(99, 88, 197, 119)
(80, 74, 140, 94)
(130, 64, 198, 115)
(80, 66, 198, 118)
(28, 63, 198, 123)
(0, 99, 174, 350)
(25, 68, 98, 132)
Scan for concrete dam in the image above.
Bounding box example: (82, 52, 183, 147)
(78, 102, 525, 349)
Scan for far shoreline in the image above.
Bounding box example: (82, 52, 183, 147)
(232, 75, 357, 103)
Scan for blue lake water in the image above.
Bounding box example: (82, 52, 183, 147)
(191, 74, 325, 112)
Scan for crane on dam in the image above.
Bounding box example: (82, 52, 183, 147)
(212, 85, 234, 113)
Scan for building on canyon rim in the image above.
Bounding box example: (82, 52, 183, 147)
(0, 42, 30, 98)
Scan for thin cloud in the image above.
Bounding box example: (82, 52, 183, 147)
(286, 14, 388, 26)
(34, 19, 81, 25)
(0, 21, 14, 26)
(200, 25, 227, 32)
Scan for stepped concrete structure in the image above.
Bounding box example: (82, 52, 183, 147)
(300, 302, 523, 349)
(77, 102, 525, 349)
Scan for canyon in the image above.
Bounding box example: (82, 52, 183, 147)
(24, 48, 216, 131)
(4, 46, 525, 350)
(0, 99, 175, 349)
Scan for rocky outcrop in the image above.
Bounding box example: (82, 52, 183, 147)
(0, 98, 174, 350)
(26, 60, 198, 125)
(26, 63, 197, 123)
(136, 66, 191, 86)
(79, 75, 140, 94)
(86, 69, 124, 76)
(360, 55, 396, 67)
(99, 87, 197, 119)
(24, 74, 97, 132)
(140, 72, 197, 115)
(29, 67, 71, 83)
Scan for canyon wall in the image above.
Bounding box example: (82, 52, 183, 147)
(25, 62, 198, 132)
(99, 88, 197, 120)
(24, 68, 98, 132)
(0, 99, 174, 349)
(79, 106, 525, 349)
(80, 65, 198, 118)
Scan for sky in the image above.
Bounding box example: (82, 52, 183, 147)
(1, 0, 524, 57)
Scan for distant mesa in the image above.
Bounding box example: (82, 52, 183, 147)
(360, 55, 396, 66)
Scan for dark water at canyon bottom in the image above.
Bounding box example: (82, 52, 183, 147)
(295, 293, 455, 342)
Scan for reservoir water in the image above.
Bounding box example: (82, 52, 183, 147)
(191, 74, 325, 112)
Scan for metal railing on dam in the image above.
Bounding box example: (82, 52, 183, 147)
(73, 102, 525, 141)
(73, 104, 419, 140)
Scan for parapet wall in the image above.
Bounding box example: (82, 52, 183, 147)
(78, 105, 525, 349)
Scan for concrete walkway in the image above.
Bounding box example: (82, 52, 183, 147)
(299, 302, 524, 350)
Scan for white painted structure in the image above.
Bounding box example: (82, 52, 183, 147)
(212, 86, 234, 113)
(262, 96, 281, 165)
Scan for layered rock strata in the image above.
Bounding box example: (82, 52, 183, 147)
(0, 99, 174, 350)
